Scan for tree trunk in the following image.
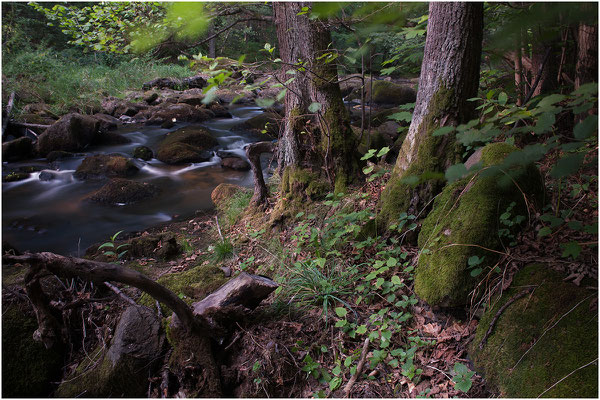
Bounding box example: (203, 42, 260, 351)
(515, 32, 523, 106)
(378, 2, 483, 225)
(246, 141, 275, 207)
(575, 22, 598, 90)
(273, 2, 358, 198)
(208, 22, 216, 58)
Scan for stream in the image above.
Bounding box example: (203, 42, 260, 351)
(2, 105, 270, 256)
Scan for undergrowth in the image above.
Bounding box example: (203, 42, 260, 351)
(2, 47, 192, 115)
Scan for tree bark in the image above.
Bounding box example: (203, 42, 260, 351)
(273, 2, 358, 195)
(575, 22, 598, 90)
(379, 2, 483, 223)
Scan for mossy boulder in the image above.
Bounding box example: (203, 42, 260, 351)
(46, 150, 76, 162)
(128, 233, 181, 260)
(56, 305, 164, 398)
(3, 171, 30, 182)
(148, 103, 212, 124)
(86, 178, 160, 205)
(92, 113, 121, 132)
(133, 145, 153, 160)
(156, 126, 218, 164)
(211, 183, 247, 209)
(74, 154, 139, 181)
(415, 142, 545, 306)
(2, 304, 63, 397)
(36, 113, 101, 156)
(232, 111, 280, 138)
(470, 264, 598, 397)
(209, 102, 232, 118)
(2, 136, 34, 162)
(366, 80, 416, 105)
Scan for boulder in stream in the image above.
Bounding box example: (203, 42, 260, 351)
(92, 113, 121, 131)
(156, 126, 218, 165)
(2, 136, 33, 162)
(231, 111, 280, 138)
(148, 103, 212, 124)
(86, 178, 160, 205)
(133, 145, 153, 161)
(221, 156, 250, 171)
(74, 154, 139, 181)
(36, 113, 101, 156)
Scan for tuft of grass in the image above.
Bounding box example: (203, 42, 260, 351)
(223, 190, 253, 227)
(3, 48, 192, 116)
(213, 239, 234, 261)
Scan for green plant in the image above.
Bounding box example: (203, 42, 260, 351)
(451, 362, 475, 393)
(213, 238, 233, 261)
(223, 190, 252, 226)
(98, 230, 129, 262)
(179, 238, 194, 254)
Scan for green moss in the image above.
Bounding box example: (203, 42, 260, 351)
(378, 83, 459, 227)
(369, 80, 416, 105)
(470, 264, 598, 398)
(2, 304, 63, 397)
(414, 143, 545, 306)
(138, 264, 228, 311)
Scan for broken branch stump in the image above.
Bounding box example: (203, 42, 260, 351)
(245, 141, 275, 207)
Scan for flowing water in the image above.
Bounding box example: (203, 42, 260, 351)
(2, 105, 271, 256)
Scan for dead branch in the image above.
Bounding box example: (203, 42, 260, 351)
(9, 121, 51, 131)
(343, 337, 370, 397)
(4, 252, 200, 347)
(478, 287, 534, 350)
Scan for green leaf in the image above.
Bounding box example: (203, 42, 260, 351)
(573, 115, 598, 140)
(560, 241, 582, 259)
(388, 112, 412, 122)
(376, 147, 390, 157)
(315, 258, 326, 268)
(391, 275, 402, 285)
(98, 242, 114, 249)
(308, 102, 322, 113)
(356, 325, 367, 334)
(329, 376, 342, 391)
(538, 227, 552, 237)
(255, 98, 275, 108)
(334, 307, 347, 318)
(537, 94, 566, 108)
(498, 92, 508, 106)
(432, 126, 455, 137)
(361, 149, 377, 161)
(549, 153, 585, 179)
(102, 251, 116, 256)
(445, 163, 467, 183)
(296, 211, 305, 218)
(335, 319, 347, 328)
(386, 257, 398, 267)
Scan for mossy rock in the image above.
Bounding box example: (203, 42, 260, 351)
(2, 304, 63, 397)
(132, 145, 153, 161)
(2, 136, 34, 162)
(415, 142, 545, 306)
(56, 305, 164, 398)
(232, 111, 280, 138)
(128, 233, 181, 260)
(211, 183, 248, 210)
(86, 178, 160, 205)
(156, 126, 217, 164)
(139, 264, 228, 311)
(3, 171, 30, 182)
(470, 264, 598, 397)
(74, 154, 139, 181)
(367, 80, 416, 105)
(36, 113, 100, 156)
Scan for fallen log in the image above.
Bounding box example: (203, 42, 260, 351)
(171, 272, 278, 335)
(245, 141, 275, 207)
(3, 252, 199, 347)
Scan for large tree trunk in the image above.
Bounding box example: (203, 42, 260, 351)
(575, 22, 598, 90)
(378, 2, 483, 225)
(273, 2, 358, 198)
